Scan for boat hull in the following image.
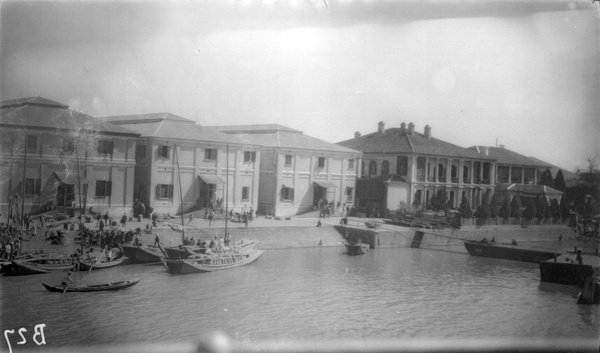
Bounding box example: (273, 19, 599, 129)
(120, 245, 164, 264)
(40, 278, 141, 292)
(3, 257, 74, 276)
(539, 261, 594, 286)
(464, 240, 560, 263)
(346, 243, 370, 256)
(165, 249, 264, 274)
(79, 257, 127, 271)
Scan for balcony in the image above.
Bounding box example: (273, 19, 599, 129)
(473, 177, 481, 184)
(451, 177, 458, 183)
(463, 178, 471, 184)
(427, 176, 436, 182)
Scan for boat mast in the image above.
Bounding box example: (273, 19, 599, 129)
(225, 144, 228, 237)
(20, 136, 27, 254)
(76, 144, 84, 255)
(174, 144, 185, 244)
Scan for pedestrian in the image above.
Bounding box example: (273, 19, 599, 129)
(121, 213, 127, 228)
(99, 219, 104, 232)
(188, 213, 193, 225)
(153, 234, 160, 248)
(104, 212, 109, 224)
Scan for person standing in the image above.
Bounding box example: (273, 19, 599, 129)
(188, 213, 193, 225)
(121, 213, 127, 229)
(153, 234, 160, 248)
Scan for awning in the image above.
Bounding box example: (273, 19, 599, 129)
(51, 171, 91, 185)
(198, 174, 224, 185)
(313, 180, 338, 189)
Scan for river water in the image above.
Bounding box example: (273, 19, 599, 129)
(1, 247, 599, 350)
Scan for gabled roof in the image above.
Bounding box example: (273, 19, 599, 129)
(469, 146, 550, 168)
(208, 124, 360, 154)
(494, 183, 563, 196)
(337, 127, 493, 160)
(0, 97, 138, 136)
(103, 113, 243, 145)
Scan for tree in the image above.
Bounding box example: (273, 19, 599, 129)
(474, 190, 491, 219)
(523, 198, 536, 221)
(535, 196, 547, 220)
(510, 195, 522, 218)
(560, 196, 571, 219)
(489, 193, 499, 218)
(550, 198, 561, 220)
(539, 168, 554, 188)
(553, 169, 566, 193)
(429, 189, 449, 211)
(499, 196, 511, 219)
(459, 195, 473, 218)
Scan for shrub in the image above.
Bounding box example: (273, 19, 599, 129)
(459, 195, 473, 218)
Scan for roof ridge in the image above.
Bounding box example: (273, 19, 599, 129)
(405, 131, 415, 153)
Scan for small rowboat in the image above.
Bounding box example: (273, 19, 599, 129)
(40, 278, 141, 292)
(79, 256, 128, 271)
(345, 243, 370, 256)
(161, 249, 264, 274)
(3, 257, 74, 276)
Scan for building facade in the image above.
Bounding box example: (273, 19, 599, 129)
(337, 122, 496, 215)
(104, 113, 262, 217)
(0, 97, 139, 219)
(210, 125, 362, 217)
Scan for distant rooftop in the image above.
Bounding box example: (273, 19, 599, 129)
(338, 121, 494, 160)
(0, 96, 138, 136)
(469, 145, 551, 168)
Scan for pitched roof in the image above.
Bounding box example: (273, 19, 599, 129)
(494, 183, 563, 196)
(469, 146, 551, 168)
(103, 113, 243, 145)
(208, 124, 361, 154)
(528, 157, 579, 181)
(0, 97, 138, 136)
(337, 127, 493, 160)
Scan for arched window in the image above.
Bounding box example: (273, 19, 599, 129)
(369, 160, 377, 176)
(381, 160, 390, 175)
(361, 161, 366, 177)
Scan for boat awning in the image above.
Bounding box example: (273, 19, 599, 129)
(198, 174, 224, 185)
(313, 180, 338, 189)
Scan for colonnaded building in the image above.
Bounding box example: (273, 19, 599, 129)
(337, 121, 561, 216)
(0, 97, 139, 218)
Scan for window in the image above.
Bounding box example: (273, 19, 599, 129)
(369, 160, 377, 176)
(382, 161, 390, 175)
(95, 180, 112, 198)
(397, 156, 408, 176)
(285, 155, 293, 166)
(156, 184, 174, 199)
(136, 144, 147, 160)
(244, 151, 256, 163)
(281, 186, 294, 202)
(157, 145, 170, 159)
(241, 186, 250, 201)
(24, 178, 41, 195)
(345, 187, 353, 203)
(26, 135, 37, 151)
(97, 140, 113, 155)
(62, 138, 75, 153)
(318, 157, 326, 168)
(205, 148, 217, 161)
(348, 159, 355, 170)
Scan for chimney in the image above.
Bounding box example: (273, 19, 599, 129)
(483, 146, 489, 155)
(424, 125, 431, 138)
(408, 122, 415, 135)
(378, 121, 385, 133)
(499, 144, 505, 149)
(400, 122, 406, 131)
(354, 131, 361, 138)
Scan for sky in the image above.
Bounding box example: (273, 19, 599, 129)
(1, 0, 599, 173)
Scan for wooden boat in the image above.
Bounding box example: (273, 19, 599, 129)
(463, 240, 560, 264)
(539, 253, 599, 286)
(577, 276, 600, 305)
(79, 255, 128, 271)
(119, 244, 165, 264)
(3, 257, 74, 276)
(345, 243, 370, 256)
(161, 249, 264, 274)
(163, 245, 206, 260)
(40, 278, 141, 292)
(364, 221, 380, 229)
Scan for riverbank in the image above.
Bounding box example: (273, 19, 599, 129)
(15, 214, 600, 257)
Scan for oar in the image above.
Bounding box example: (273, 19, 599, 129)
(89, 251, 104, 273)
(62, 283, 68, 295)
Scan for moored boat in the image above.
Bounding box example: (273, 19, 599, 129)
(577, 276, 600, 305)
(464, 240, 560, 263)
(539, 252, 600, 286)
(3, 257, 74, 276)
(79, 255, 128, 271)
(345, 243, 370, 256)
(119, 244, 165, 264)
(40, 278, 141, 292)
(162, 249, 264, 274)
